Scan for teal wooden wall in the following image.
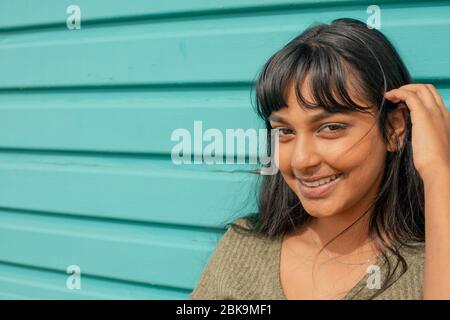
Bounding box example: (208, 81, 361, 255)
(0, 0, 449, 299)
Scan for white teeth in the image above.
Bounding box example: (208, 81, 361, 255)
(302, 174, 341, 188)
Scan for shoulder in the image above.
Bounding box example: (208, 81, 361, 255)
(399, 242, 425, 266)
(385, 241, 425, 278)
(381, 241, 425, 268)
(374, 242, 425, 300)
(189, 217, 280, 299)
(206, 217, 275, 258)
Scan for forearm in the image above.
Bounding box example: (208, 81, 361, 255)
(423, 168, 450, 299)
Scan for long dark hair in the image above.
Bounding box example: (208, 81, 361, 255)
(227, 18, 425, 299)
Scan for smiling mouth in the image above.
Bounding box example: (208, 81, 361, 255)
(297, 173, 343, 199)
(299, 173, 343, 188)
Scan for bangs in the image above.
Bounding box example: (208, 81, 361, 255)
(255, 42, 374, 121)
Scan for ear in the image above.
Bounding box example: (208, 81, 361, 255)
(386, 103, 407, 152)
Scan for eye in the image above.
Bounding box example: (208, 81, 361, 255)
(277, 127, 294, 135)
(272, 127, 294, 140)
(318, 123, 348, 135)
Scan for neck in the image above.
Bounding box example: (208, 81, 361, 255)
(308, 209, 373, 255)
(308, 167, 388, 257)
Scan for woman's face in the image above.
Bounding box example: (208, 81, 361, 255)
(269, 81, 388, 219)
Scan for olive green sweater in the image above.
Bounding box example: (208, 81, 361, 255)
(190, 218, 425, 300)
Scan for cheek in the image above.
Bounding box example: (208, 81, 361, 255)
(277, 144, 293, 173)
(333, 132, 387, 175)
(325, 134, 387, 215)
(277, 144, 298, 192)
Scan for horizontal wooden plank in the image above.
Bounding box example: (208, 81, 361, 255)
(0, 88, 263, 154)
(0, 262, 189, 299)
(0, 153, 259, 228)
(0, 4, 449, 88)
(0, 0, 432, 31)
(0, 208, 224, 291)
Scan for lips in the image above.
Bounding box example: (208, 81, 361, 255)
(297, 173, 343, 199)
(299, 173, 342, 187)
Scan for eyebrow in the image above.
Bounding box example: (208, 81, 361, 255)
(268, 110, 336, 124)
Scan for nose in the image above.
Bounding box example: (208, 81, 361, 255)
(290, 135, 321, 175)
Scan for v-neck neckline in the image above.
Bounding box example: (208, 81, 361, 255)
(273, 233, 388, 300)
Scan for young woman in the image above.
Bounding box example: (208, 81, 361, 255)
(190, 18, 450, 300)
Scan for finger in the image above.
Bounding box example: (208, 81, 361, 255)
(384, 89, 429, 122)
(425, 84, 448, 116)
(400, 84, 442, 115)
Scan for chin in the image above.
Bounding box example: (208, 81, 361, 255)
(297, 195, 341, 218)
(304, 207, 339, 219)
